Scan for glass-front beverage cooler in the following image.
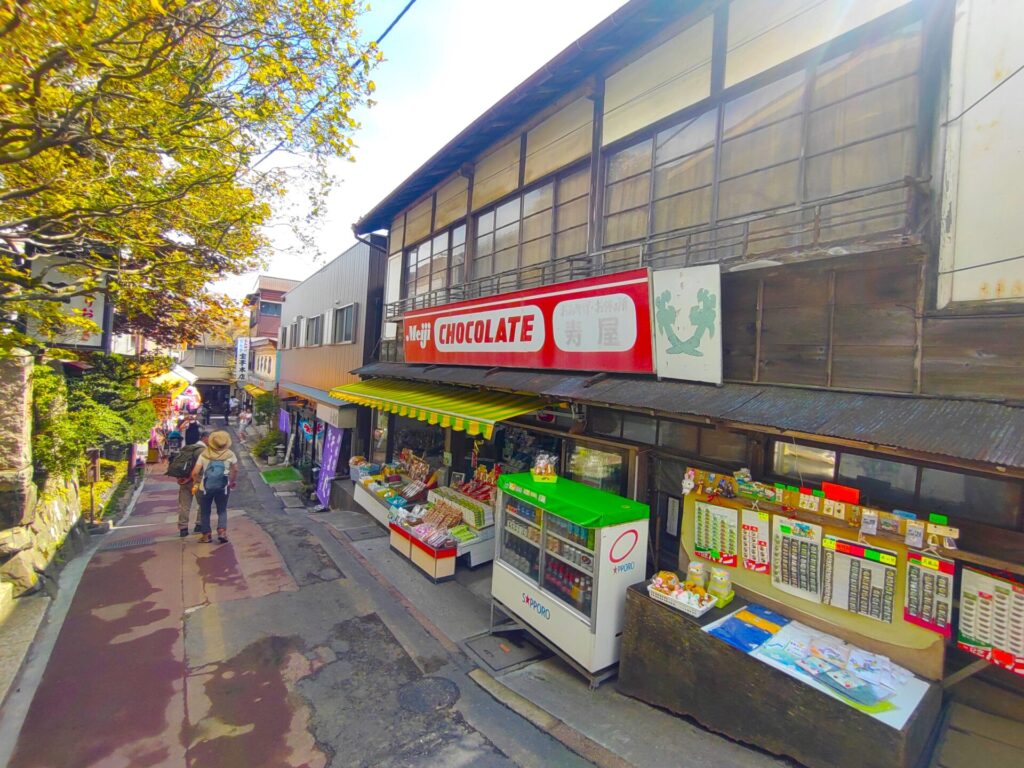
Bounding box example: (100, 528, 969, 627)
(491, 473, 649, 682)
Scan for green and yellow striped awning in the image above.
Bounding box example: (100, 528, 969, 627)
(244, 384, 269, 397)
(329, 379, 545, 439)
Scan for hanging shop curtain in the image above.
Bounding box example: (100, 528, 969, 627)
(329, 378, 545, 439)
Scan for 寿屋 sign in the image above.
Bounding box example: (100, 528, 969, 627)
(403, 270, 655, 372)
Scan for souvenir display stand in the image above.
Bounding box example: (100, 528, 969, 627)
(617, 584, 942, 768)
(490, 473, 649, 686)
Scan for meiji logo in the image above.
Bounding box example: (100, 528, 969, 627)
(521, 593, 551, 619)
(405, 322, 431, 349)
(612, 561, 636, 575)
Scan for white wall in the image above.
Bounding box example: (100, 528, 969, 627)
(938, 0, 1024, 306)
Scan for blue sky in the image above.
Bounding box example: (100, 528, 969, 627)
(218, 0, 628, 298)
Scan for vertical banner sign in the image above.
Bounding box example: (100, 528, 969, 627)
(316, 426, 345, 507)
(403, 269, 655, 372)
(652, 264, 722, 384)
(29, 257, 109, 349)
(278, 408, 291, 434)
(234, 337, 250, 381)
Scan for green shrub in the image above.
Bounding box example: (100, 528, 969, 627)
(252, 430, 286, 458)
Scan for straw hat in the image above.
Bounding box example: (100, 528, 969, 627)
(208, 430, 231, 451)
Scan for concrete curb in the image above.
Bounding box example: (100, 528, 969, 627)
(468, 667, 634, 768)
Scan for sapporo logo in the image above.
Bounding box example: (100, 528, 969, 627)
(609, 529, 639, 564)
(521, 592, 551, 619)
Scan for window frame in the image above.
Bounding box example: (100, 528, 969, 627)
(598, 13, 926, 251)
(304, 314, 323, 347)
(331, 303, 357, 345)
(767, 438, 1024, 531)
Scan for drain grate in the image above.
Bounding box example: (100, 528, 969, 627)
(102, 536, 157, 550)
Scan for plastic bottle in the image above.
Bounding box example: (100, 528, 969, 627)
(571, 577, 580, 603)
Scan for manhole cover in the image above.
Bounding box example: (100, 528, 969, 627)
(398, 677, 460, 713)
(102, 536, 157, 550)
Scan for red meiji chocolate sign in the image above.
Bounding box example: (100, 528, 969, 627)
(403, 269, 654, 372)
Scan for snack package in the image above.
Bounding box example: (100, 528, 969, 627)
(651, 570, 681, 594)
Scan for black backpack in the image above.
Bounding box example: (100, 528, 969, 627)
(167, 445, 202, 478)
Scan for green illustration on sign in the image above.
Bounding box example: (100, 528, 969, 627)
(655, 287, 717, 356)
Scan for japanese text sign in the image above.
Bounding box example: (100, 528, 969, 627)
(403, 270, 654, 372)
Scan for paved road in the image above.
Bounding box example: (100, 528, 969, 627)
(3, 440, 591, 768)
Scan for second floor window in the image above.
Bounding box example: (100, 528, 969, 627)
(280, 327, 288, 348)
(305, 315, 323, 346)
(194, 348, 229, 367)
(259, 301, 282, 316)
(405, 224, 465, 299)
(291, 320, 299, 347)
(332, 304, 356, 343)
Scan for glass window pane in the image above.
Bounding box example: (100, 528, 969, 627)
(658, 420, 700, 454)
(700, 428, 747, 464)
(603, 209, 648, 245)
(805, 130, 914, 199)
(807, 77, 918, 156)
(495, 222, 519, 252)
(556, 195, 589, 232)
(452, 224, 466, 246)
(450, 242, 465, 266)
(555, 226, 588, 259)
(652, 188, 712, 233)
(719, 114, 803, 179)
(494, 248, 518, 274)
(523, 183, 554, 216)
(588, 408, 621, 437)
(476, 209, 495, 235)
(604, 174, 650, 216)
(522, 209, 553, 242)
(606, 139, 653, 183)
(811, 25, 921, 110)
(449, 263, 464, 285)
(772, 442, 836, 482)
(621, 413, 657, 444)
(521, 236, 551, 267)
(717, 161, 799, 219)
(557, 166, 591, 204)
(495, 198, 521, 229)
(475, 231, 494, 257)
(655, 109, 717, 164)
(838, 454, 917, 508)
(432, 232, 448, 256)
(722, 70, 806, 137)
(473, 255, 492, 279)
(919, 469, 1022, 529)
(654, 148, 715, 198)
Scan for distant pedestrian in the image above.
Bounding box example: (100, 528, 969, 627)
(168, 433, 207, 537)
(229, 395, 239, 415)
(184, 418, 202, 446)
(200, 402, 211, 425)
(191, 430, 239, 544)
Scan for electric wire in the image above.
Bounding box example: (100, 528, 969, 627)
(941, 62, 1024, 127)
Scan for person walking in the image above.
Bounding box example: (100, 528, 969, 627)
(191, 430, 239, 544)
(184, 417, 202, 447)
(168, 433, 207, 537)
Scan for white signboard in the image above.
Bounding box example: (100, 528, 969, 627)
(652, 265, 722, 384)
(29, 257, 108, 349)
(234, 337, 250, 382)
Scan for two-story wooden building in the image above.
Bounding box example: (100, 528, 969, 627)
(338, 0, 1024, 720)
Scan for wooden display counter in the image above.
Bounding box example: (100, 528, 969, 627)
(617, 584, 942, 768)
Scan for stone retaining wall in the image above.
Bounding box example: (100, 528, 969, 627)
(0, 354, 85, 620)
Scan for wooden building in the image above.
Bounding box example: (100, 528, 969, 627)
(347, 0, 1024, 744)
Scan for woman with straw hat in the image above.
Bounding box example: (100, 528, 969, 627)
(190, 430, 239, 543)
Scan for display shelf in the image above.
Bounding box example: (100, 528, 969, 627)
(545, 545, 593, 576)
(504, 525, 540, 548)
(542, 562, 594, 620)
(545, 528, 594, 553)
(506, 507, 541, 530)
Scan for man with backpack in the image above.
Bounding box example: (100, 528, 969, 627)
(167, 431, 207, 537)
(190, 430, 239, 544)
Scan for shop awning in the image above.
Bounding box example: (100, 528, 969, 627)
(243, 384, 269, 397)
(329, 379, 545, 439)
(150, 365, 197, 399)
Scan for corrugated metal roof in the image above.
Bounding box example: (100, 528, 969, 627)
(352, 363, 1024, 470)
